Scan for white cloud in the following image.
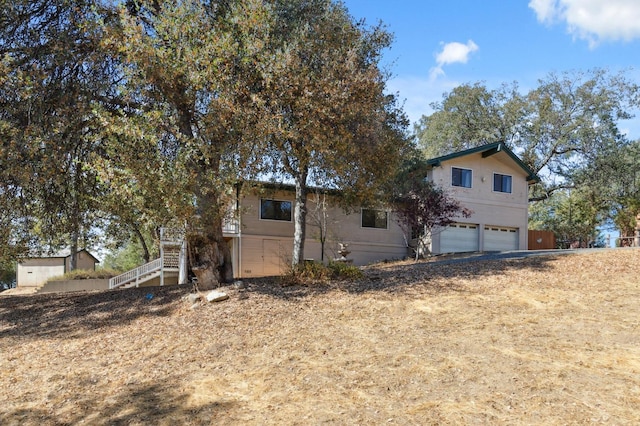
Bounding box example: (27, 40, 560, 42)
(529, 0, 640, 47)
(529, 0, 559, 23)
(429, 40, 479, 80)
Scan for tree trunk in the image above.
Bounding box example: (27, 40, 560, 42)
(189, 222, 233, 290)
(292, 171, 308, 266)
(69, 229, 78, 272)
(133, 226, 151, 263)
(69, 168, 81, 272)
(188, 188, 234, 290)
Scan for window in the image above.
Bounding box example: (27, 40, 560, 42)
(493, 173, 512, 193)
(362, 209, 388, 229)
(452, 167, 472, 188)
(260, 199, 292, 221)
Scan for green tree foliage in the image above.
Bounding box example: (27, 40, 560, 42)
(0, 0, 117, 268)
(528, 189, 605, 248)
(415, 69, 640, 240)
(571, 141, 640, 241)
(259, 0, 410, 265)
(101, 0, 272, 287)
(102, 237, 158, 272)
(415, 82, 523, 159)
(520, 69, 637, 183)
(0, 259, 16, 289)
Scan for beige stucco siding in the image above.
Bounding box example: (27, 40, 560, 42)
(429, 151, 530, 253)
(64, 251, 97, 271)
(237, 190, 407, 277)
(17, 258, 66, 288)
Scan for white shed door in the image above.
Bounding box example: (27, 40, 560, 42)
(484, 226, 519, 251)
(440, 223, 479, 253)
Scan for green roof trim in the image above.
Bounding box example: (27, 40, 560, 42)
(426, 142, 540, 183)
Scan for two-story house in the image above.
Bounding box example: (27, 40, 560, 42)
(109, 142, 538, 288)
(426, 142, 539, 254)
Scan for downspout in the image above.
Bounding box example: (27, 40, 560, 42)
(237, 183, 242, 279)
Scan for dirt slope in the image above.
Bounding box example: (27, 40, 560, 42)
(1, 249, 639, 425)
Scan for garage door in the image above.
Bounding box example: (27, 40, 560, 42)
(484, 226, 519, 251)
(440, 223, 479, 253)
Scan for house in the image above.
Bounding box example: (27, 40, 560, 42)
(109, 142, 538, 287)
(425, 142, 539, 254)
(16, 249, 99, 289)
(229, 184, 408, 278)
(108, 187, 408, 288)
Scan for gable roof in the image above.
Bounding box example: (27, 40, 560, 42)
(29, 249, 99, 263)
(426, 142, 540, 183)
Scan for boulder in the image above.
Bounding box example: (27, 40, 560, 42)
(206, 290, 229, 303)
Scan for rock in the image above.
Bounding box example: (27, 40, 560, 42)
(206, 290, 229, 303)
(185, 293, 202, 304)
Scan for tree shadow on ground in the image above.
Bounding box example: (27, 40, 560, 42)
(0, 373, 236, 426)
(0, 286, 188, 340)
(246, 253, 565, 301)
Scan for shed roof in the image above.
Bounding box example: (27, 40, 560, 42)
(29, 249, 99, 263)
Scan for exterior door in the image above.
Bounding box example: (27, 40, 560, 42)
(263, 239, 286, 276)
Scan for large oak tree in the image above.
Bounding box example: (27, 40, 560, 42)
(259, 0, 410, 266)
(0, 0, 117, 268)
(103, 0, 272, 287)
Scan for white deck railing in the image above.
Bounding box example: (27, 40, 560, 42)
(108, 258, 163, 289)
(223, 218, 239, 234)
(161, 221, 239, 240)
(111, 221, 238, 290)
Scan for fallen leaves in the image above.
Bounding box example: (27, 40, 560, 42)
(1, 249, 639, 425)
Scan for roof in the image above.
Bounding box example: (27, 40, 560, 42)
(29, 249, 99, 263)
(426, 142, 540, 183)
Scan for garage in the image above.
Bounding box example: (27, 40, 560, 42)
(484, 226, 519, 251)
(440, 223, 479, 253)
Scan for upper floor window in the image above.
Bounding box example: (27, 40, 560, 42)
(452, 167, 472, 188)
(260, 199, 292, 221)
(362, 209, 388, 229)
(493, 173, 512, 193)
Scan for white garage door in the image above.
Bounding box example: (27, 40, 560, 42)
(440, 223, 479, 253)
(484, 226, 519, 251)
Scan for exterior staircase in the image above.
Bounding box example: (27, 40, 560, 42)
(109, 228, 187, 289)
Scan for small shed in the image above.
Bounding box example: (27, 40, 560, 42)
(16, 249, 99, 289)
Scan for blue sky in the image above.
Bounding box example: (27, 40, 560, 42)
(343, 0, 640, 138)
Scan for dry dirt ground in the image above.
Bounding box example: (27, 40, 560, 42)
(1, 249, 639, 425)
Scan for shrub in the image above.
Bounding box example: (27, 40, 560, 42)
(281, 260, 363, 286)
(47, 268, 120, 282)
(327, 261, 364, 280)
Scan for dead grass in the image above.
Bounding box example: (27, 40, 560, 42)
(1, 248, 639, 425)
